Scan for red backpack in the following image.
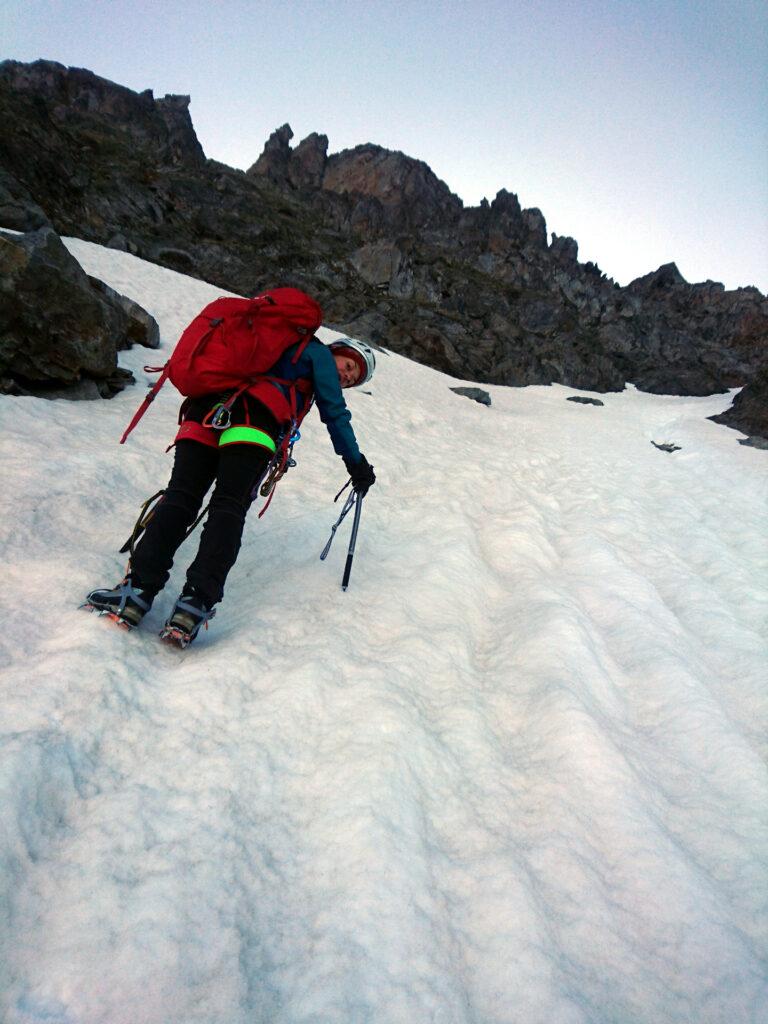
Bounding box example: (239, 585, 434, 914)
(120, 287, 323, 444)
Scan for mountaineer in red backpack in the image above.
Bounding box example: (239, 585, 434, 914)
(84, 287, 376, 645)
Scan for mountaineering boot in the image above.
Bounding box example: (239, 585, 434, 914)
(83, 577, 155, 629)
(160, 587, 216, 648)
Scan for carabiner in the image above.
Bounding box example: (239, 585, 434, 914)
(211, 405, 232, 430)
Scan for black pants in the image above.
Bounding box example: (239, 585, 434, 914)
(130, 439, 273, 607)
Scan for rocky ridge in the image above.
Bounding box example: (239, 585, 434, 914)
(1, 59, 766, 432)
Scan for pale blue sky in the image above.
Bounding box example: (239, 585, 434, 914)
(5, 0, 767, 291)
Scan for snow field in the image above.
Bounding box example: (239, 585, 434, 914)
(0, 240, 766, 1023)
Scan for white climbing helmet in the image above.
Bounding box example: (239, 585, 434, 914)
(328, 337, 376, 386)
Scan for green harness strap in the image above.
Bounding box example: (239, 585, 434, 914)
(218, 426, 277, 451)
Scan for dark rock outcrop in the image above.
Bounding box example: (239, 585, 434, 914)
(450, 386, 491, 406)
(1, 59, 765, 403)
(567, 396, 604, 406)
(290, 133, 329, 190)
(0, 226, 157, 397)
(247, 123, 294, 187)
(322, 144, 463, 234)
(0, 168, 50, 231)
(709, 368, 768, 442)
(0, 59, 204, 168)
(651, 442, 682, 453)
(247, 125, 329, 191)
(88, 276, 160, 350)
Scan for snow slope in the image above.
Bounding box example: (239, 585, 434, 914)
(1, 240, 766, 1024)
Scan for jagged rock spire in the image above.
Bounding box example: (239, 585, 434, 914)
(247, 124, 328, 189)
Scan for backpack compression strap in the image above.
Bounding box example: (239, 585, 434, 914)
(119, 364, 170, 444)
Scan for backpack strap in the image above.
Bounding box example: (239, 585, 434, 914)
(119, 364, 170, 444)
(291, 337, 312, 364)
(119, 317, 221, 445)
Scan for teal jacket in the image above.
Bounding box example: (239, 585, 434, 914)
(254, 339, 362, 464)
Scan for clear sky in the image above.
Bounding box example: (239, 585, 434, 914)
(4, 0, 767, 291)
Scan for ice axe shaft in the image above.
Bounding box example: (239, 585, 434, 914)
(341, 493, 363, 591)
(320, 486, 364, 590)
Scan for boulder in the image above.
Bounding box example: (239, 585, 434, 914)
(87, 276, 160, 350)
(651, 442, 682, 453)
(567, 396, 604, 406)
(0, 227, 154, 397)
(450, 386, 491, 406)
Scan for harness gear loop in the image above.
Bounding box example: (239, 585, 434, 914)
(259, 440, 296, 497)
(256, 390, 315, 518)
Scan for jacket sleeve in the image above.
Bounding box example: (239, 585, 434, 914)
(306, 343, 362, 462)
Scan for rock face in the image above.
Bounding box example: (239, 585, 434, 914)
(1, 58, 766, 404)
(1, 59, 204, 168)
(0, 167, 50, 231)
(0, 226, 158, 397)
(323, 144, 463, 233)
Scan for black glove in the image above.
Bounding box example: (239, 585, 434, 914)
(344, 453, 376, 496)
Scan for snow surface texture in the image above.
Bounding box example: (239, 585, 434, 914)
(1, 240, 767, 1024)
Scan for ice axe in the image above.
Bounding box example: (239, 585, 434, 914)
(320, 481, 364, 591)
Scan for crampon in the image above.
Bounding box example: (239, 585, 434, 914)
(82, 603, 139, 631)
(158, 622, 197, 648)
(81, 579, 154, 631)
(159, 590, 215, 648)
